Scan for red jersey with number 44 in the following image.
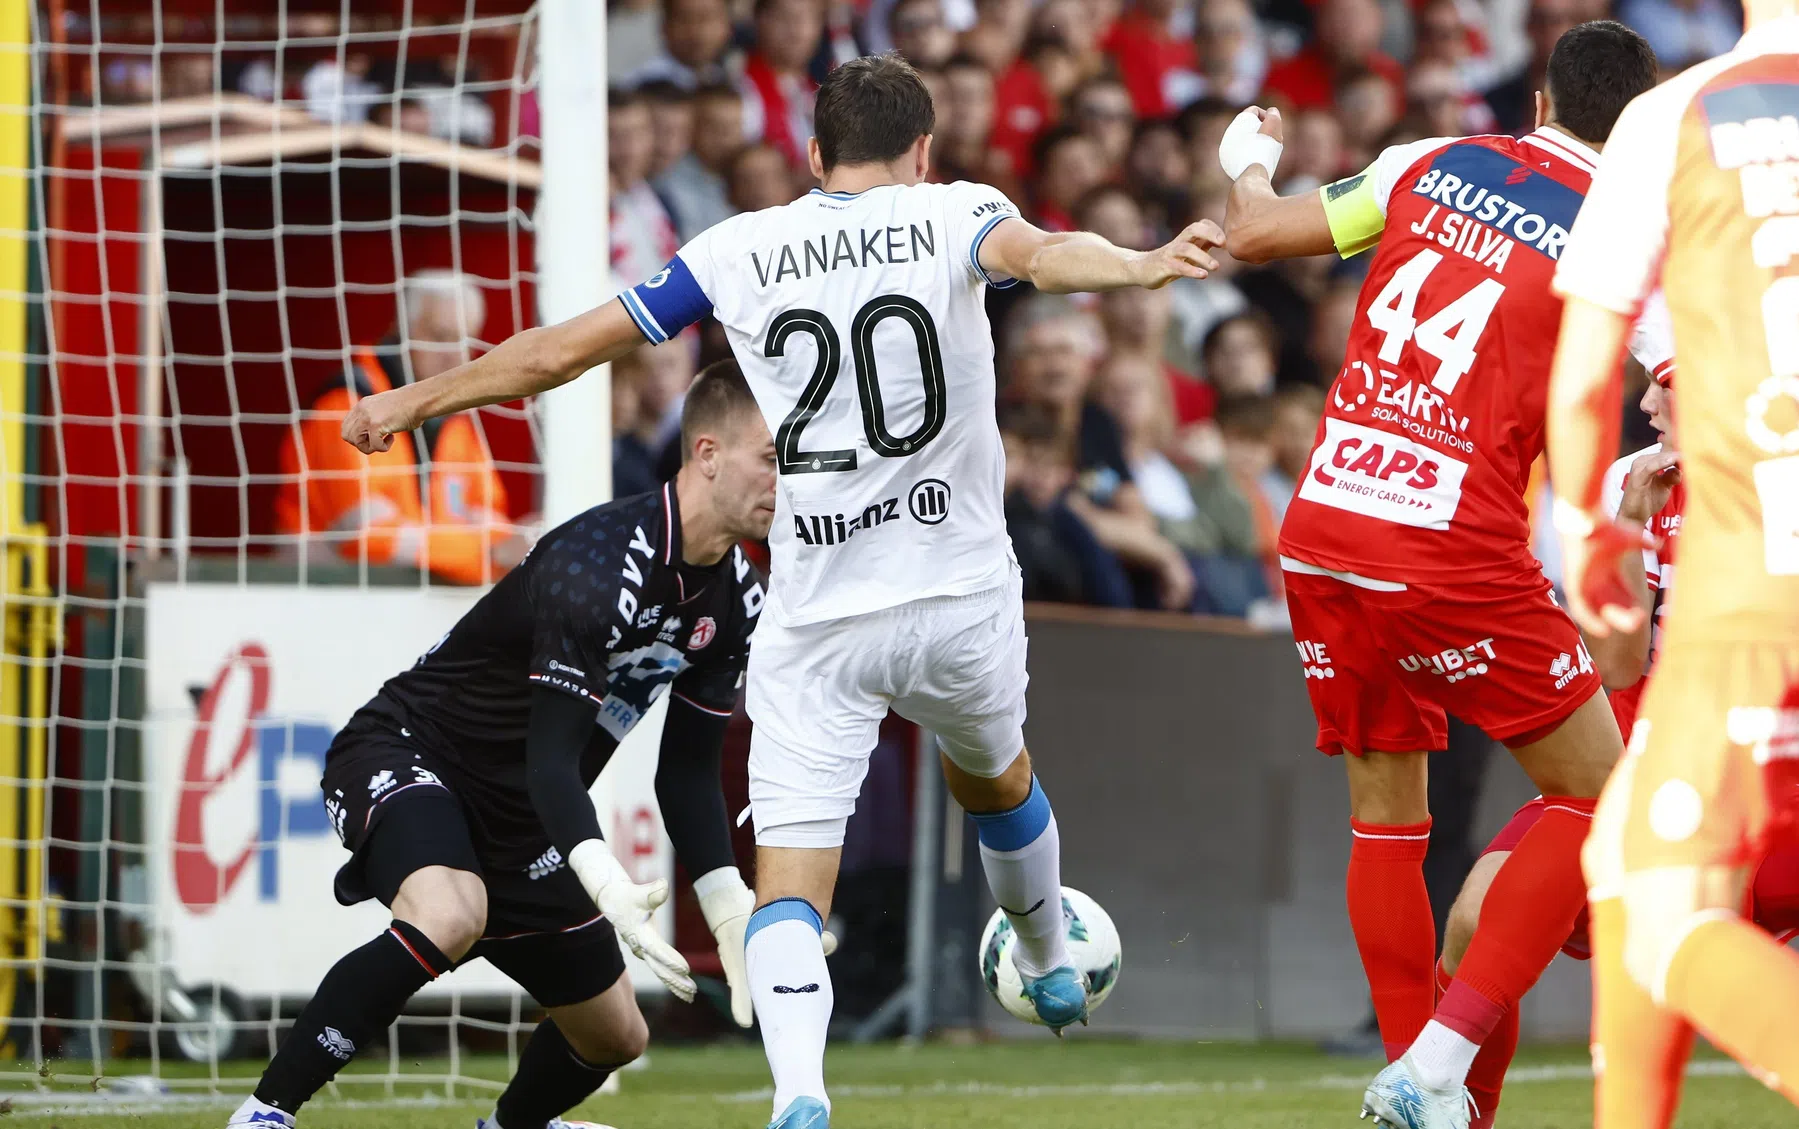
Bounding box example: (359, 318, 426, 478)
(1284, 130, 1632, 585)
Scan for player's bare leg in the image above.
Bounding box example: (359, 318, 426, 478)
(748, 844, 842, 1129)
(942, 747, 1085, 1031)
(227, 866, 481, 1127)
(1343, 750, 1437, 1062)
(478, 977, 649, 1129)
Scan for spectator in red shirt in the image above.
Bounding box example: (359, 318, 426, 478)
(1103, 0, 1199, 117)
(1260, 0, 1405, 110)
(740, 0, 823, 169)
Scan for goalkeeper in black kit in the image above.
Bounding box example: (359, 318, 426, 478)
(228, 362, 774, 1129)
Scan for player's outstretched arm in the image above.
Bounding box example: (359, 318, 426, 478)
(1220, 108, 1337, 264)
(1548, 297, 1648, 639)
(978, 215, 1224, 293)
(655, 695, 757, 1027)
(340, 299, 646, 455)
(526, 686, 696, 1000)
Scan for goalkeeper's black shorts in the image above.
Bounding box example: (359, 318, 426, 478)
(320, 724, 625, 1007)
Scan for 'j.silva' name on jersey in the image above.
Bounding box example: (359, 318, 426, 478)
(752, 221, 939, 287)
(1405, 166, 1571, 273)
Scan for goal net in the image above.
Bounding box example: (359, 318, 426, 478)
(5, 0, 643, 1110)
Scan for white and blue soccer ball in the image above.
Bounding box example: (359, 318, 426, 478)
(979, 886, 1122, 1025)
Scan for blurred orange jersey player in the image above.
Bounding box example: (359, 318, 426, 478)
(1547, 7, 1799, 1126)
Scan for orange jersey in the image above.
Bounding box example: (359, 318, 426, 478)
(275, 349, 513, 585)
(1554, 17, 1799, 642)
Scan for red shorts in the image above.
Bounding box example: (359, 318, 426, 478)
(1283, 565, 1603, 757)
(1483, 798, 1799, 960)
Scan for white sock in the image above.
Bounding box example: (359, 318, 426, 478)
(1407, 1019, 1481, 1090)
(972, 778, 1070, 979)
(228, 1096, 294, 1127)
(746, 899, 832, 1119)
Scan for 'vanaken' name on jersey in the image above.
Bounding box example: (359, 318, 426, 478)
(752, 222, 937, 287)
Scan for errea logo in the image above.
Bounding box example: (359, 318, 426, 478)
(1550, 643, 1594, 690)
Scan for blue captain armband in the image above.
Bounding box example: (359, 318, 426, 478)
(621, 255, 711, 345)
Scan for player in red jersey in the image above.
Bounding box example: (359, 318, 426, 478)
(1221, 21, 1660, 1129)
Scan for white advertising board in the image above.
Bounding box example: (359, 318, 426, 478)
(143, 582, 674, 1000)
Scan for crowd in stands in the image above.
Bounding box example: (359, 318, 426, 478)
(603, 0, 1697, 622)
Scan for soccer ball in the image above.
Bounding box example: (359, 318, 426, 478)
(979, 886, 1121, 1025)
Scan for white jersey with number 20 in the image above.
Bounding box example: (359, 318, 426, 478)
(623, 181, 1023, 627)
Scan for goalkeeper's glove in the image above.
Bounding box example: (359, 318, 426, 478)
(694, 867, 756, 1027)
(568, 840, 695, 1001)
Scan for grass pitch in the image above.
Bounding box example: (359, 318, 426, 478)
(2, 1040, 1789, 1128)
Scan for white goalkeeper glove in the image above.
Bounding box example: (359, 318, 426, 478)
(694, 867, 756, 1027)
(568, 840, 695, 1002)
(1218, 107, 1283, 181)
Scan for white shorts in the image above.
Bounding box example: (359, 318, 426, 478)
(746, 577, 1029, 848)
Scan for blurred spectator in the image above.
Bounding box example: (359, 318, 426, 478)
(609, 0, 667, 83)
(612, 338, 700, 493)
(1202, 312, 1280, 399)
(610, 88, 681, 288)
(1617, 0, 1739, 70)
(1006, 297, 1198, 610)
(1336, 68, 1403, 168)
(1483, 0, 1580, 131)
(1407, 59, 1497, 137)
(641, 82, 696, 182)
(303, 54, 380, 123)
(1074, 185, 1152, 250)
(1265, 383, 1325, 522)
(1261, 0, 1405, 111)
(892, 0, 960, 69)
(730, 143, 803, 212)
(1034, 0, 1111, 85)
(1032, 127, 1108, 230)
(235, 57, 278, 101)
(742, 0, 826, 169)
(1165, 0, 1267, 108)
(624, 0, 737, 90)
(1284, 107, 1348, 190)
(1127, 117, 1191, 197)
(866, 0, 981, 55)
(917, 66, 953, 117)
(370, 98, 435, 135)
(276, 272, 528, 586)
(656, 83, 748, 241)
(935, 54, 1003, 186)
(1104, 0, 1198, 118)
(963, 0, 1035, 71)
(1001, 402, 1137, 606)
(1214, 393, 1285, 595)
(1309, 279, 1363, 384)
(1165, 185, 1251, 369)
(1178, 97, 1240, 192)
(1071, 76, 1138, 177)
(1099, 286, 1217, 425)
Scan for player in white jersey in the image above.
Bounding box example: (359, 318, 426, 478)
(342, 54, 1223, 1129)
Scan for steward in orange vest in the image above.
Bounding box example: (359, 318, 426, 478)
(275, 343, 519, 585)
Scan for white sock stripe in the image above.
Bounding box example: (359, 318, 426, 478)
(1351, 829, 1431, 840)
(1539, 804, 1595, 820)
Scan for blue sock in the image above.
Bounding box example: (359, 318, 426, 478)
(971, 778, 1069, 979)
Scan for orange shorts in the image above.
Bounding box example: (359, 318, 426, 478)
(1591, 642, 1799, 878)
(1283, 566, 1603, 756)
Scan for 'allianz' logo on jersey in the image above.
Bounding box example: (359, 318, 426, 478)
(792, 480, 953, 547)
(1408, 143, 1582, 262)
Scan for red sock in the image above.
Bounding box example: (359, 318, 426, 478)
(1348, 817, 1435, 1061)
(1440, 797, 1595, 1044)
(1436, 959, 1515, 1129)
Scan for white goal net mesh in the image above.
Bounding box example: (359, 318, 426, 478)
(7, 0, 575, 1106)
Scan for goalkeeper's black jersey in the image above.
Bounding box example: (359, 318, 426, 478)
(339, 482, 763, 846)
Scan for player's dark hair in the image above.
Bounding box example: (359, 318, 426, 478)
(1543, 20, 1657, 145)
(681, 359, 761, 459)
(813, 52, 937, 170)
(693, 80, 743, 104)
(608, 85, 646, 113)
